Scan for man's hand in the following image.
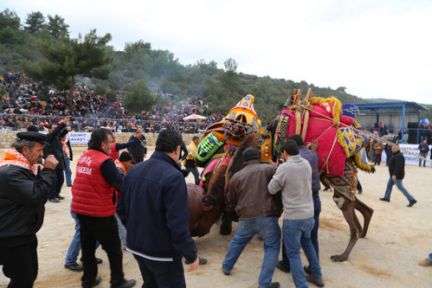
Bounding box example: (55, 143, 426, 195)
(392, 175, 397, 181)
(310, 139, 318, 151)
(44, 155, 59, 170)
(59, 116, 70, 125)
(187, 257, 200, 272)
(269, 160, 278, 169)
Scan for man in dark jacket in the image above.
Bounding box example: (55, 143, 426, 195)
(380, 144, 417, 207)
(45, 117, 69, 202)
(418, 140, 429, 167)
(127, 129, 147, 163)
(0, 131, 58, 287)
(277, 134, 321, 274)
(222, 148, 282, 288)
(118, 126, 200, 288)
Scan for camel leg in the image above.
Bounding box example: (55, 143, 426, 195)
(219, 211, 233, 235)
(331, 194, 361, 262)
(354, 198, 374, 238)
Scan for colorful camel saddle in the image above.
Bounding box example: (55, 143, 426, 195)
(274, 97, 364, 176)
(196, 94, 262, 167)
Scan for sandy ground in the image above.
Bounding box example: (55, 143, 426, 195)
(1, 147, 432, 288)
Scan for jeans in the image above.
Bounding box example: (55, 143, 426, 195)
(222, 216, 280, 288)
(134, 255, 185, 288)
(64, 157, 73, 186)
(283, 218, 322, 288)
(419, 153, 427, 167)
(428, 253, 432, 263)
(65, 212, 81, 265)
(65, 212, 101, 266)
(383, 177, 415, 203)
(186, 166, 200, 185)
(282, 194, 321, 266)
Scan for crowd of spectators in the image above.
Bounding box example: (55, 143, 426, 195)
(0, 71, 223, 133)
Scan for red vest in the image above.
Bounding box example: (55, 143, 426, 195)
(109, 142, 119, 160)
(72, 149, 116, 217)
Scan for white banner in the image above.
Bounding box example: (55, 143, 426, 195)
(69, 132, 91, 145)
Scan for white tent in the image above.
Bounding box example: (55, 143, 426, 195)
(183, 113, 207, 121)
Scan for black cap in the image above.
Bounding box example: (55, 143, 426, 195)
(119, 151, 133, 162)
(242, 148, 260, 161)
(16, 132, 47, 144)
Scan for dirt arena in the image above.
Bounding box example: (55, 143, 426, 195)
(1, 147, 432, 288)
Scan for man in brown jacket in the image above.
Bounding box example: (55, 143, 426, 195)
(222, 148, 282, 288)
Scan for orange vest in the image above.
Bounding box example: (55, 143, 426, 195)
(72, 149, 116, 217)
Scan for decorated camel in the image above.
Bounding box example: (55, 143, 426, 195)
(188, 89, 376, 262)
(187, 94, 263, 237)
(230, 88, 376, 262)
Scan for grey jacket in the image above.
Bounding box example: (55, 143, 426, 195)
(268, 155, 313, 220)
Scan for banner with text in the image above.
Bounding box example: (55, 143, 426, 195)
(69, 132, 91, 145)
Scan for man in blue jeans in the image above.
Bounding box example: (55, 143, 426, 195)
(222, 148, 282, 288)
(277, 135, 321, 274)
(64, 212, 103, 271)
(380, 144, 417, 207)
(269, 141, 324, 287)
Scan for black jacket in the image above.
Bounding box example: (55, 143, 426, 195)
(0, 165, 56, 247)
(389, 151, 405, 180)
(118, 151, 197, 263)
(127, 136, 147, 163)
(44, 123, 66, 169)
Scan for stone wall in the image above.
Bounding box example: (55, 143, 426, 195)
(0, 131, 196, 148)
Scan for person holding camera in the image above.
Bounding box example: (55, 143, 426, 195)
(0, 131, 58, 287)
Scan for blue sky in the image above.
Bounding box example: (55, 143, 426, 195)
(3, 0, 432, 103)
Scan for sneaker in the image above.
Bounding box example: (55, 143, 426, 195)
(276, 260, 290, 273)
(268, 282, 280, 288)
(419, 258, 432, 267)
(110, 279, 136, 288)
(407, 200, 417, 207)
(64, 262, 83, 272)
(306, 275, 325, 287)
(48, 198, 60, 203)
(199, 257, 208, 265)
(379, 198, 390, 202)
(57, 195, 65, 200)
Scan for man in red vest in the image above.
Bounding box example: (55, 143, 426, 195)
(72, 128, 135, 288)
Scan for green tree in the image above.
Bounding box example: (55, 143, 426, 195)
(0, 9, 20, 30)
(46, 14, 69, 39)
(23, 29, 113, 105)
(124, 80, 157, 113)
(25, 11, 45, 34)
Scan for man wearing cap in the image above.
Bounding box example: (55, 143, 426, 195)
(0, 131, 58, 287)
(222, 147, 282, 288)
